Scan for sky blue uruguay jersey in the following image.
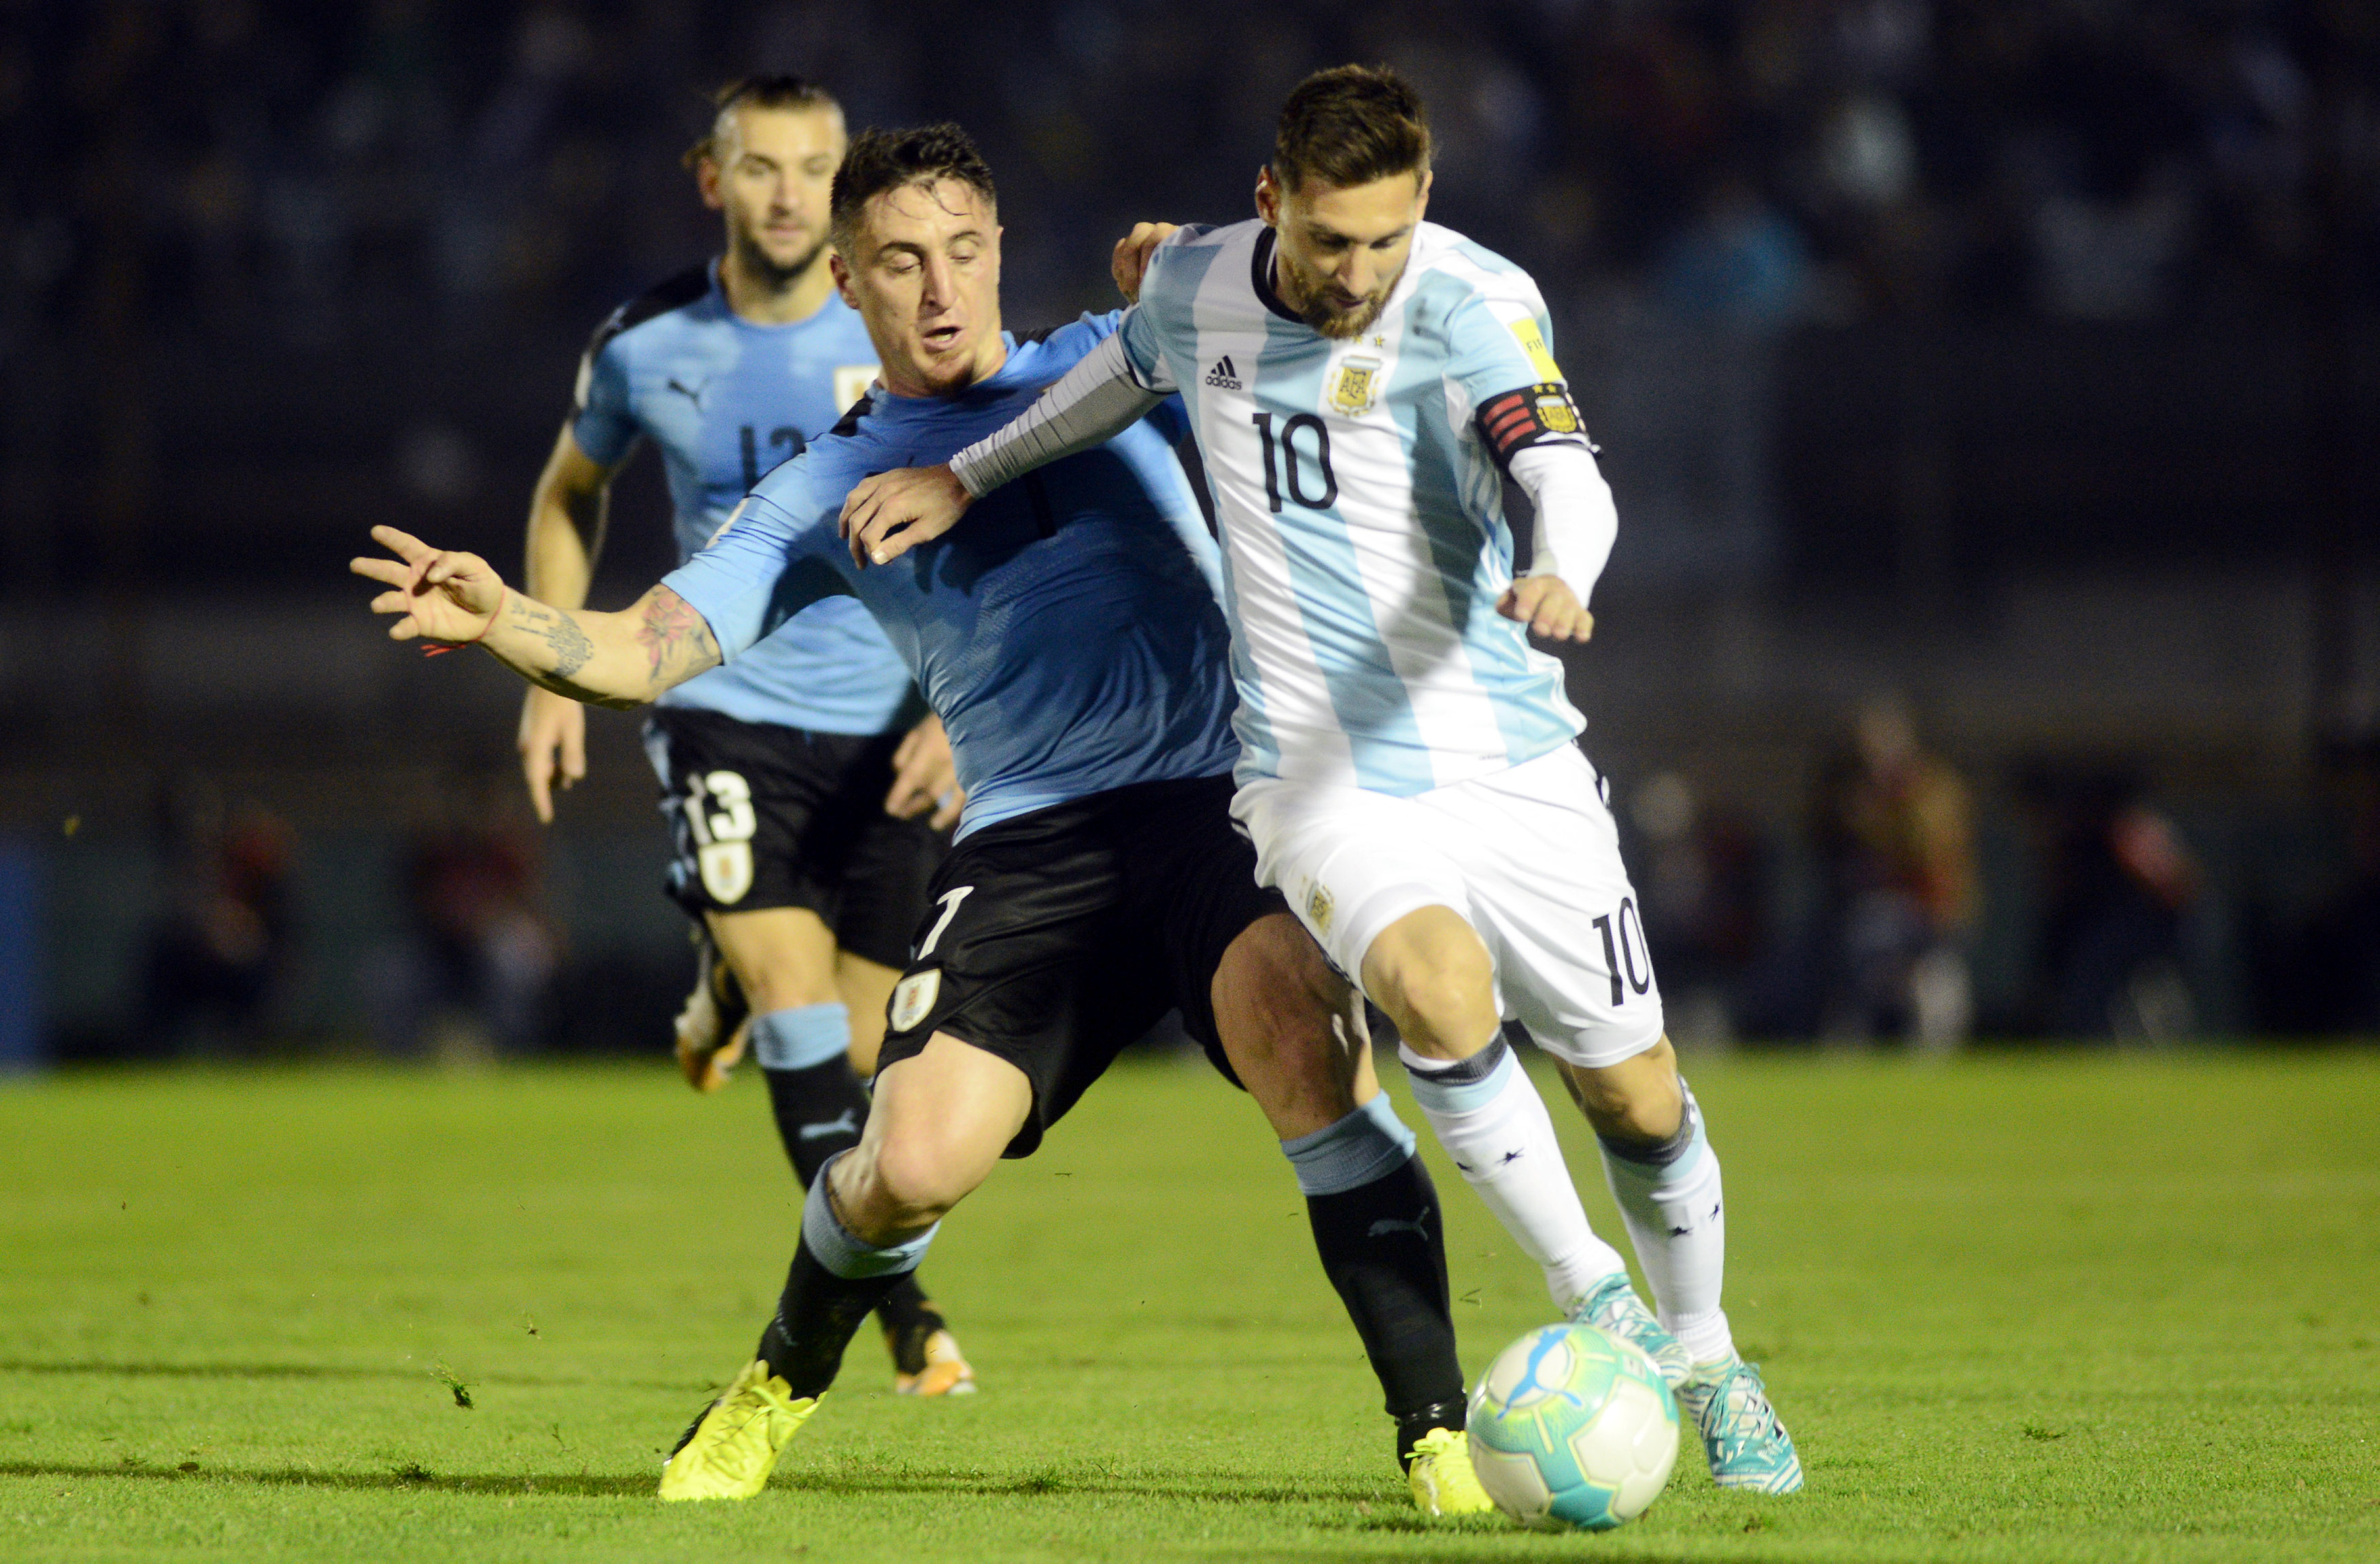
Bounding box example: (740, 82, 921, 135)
(662, 313, 1238, 840)
(573, 262, 915, 734)
(1117, 220, 1589, 796)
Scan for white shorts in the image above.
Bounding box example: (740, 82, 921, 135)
(1233, 745, 1665, 1070)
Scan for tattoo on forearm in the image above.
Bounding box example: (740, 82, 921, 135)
(634, 588, 718, 688)
(486, 585, 711, 710)
(494, 596, 634, 706)
(508, 598, 595, 680)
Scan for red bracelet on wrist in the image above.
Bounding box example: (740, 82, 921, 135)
(422, 586, 507, 658)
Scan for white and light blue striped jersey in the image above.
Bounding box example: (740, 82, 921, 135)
(573, 262, 916, 735)
(1117, 219, 1588, 796)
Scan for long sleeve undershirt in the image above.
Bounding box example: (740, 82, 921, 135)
(950, 328, 1618, 606)
(1507, 440, 1618, 607)
(950, 331, 1159, 498)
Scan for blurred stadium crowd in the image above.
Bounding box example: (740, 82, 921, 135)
(94, 692, 2380, 1064)
(4, 0, 2374, 349)
(1, 1, 2375, 1064)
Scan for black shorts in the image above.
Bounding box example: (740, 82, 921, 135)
(874, 772, 1289, 1158)
(644, 708, 945, 970)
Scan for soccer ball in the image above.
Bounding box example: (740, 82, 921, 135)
(1465, 1323, 1680, 1530)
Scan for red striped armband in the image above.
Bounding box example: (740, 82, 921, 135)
(1476, 383, 1588, 466)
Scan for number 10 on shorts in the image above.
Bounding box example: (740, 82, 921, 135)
(1592, 896, 1654, 1007)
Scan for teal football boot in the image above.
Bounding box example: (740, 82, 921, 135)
(1676, 1356, 1803, 1493)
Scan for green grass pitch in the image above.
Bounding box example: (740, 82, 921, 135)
(2, 1049, 2375, 1562)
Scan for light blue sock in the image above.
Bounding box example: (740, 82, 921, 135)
(1280, 1093, 1418, 1197)
(1399, 1032, 1518, 1115)
(751, 1003, 851, 1072)
(1599, 1083, 1731, 1361)
(800, 1151, 938, 1280)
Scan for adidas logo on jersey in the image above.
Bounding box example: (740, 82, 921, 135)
(1204, 355, 1242, 390)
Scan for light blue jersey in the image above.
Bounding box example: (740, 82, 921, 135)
(663, 313, 1238, 839)
(1117, 220, 1590, 795)
(573, 262, 916, 734)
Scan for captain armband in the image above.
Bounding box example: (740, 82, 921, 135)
(1475, 383, 1592, 468)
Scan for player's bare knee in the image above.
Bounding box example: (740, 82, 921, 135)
(1582, 1091, 1681, 1145)
(860, 1134, 978, 1229)
(1215, 915, 1342, 1049)
(735, 962, 842, 1015)
(1364, 914, 1496, 1055)
(1565, 1054, 1683, 1144)
(1221, 913, 1330, 1004)
(709, 910, 842, 1014)
(1215, 915, 1360, 1135)
(1378, 955, 1496, 1055)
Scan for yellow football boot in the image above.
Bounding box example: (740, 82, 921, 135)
(1406, 1427, 1497, 1516)
(891, 1326, 978, 1397)
(656, 1359, 818, 1501)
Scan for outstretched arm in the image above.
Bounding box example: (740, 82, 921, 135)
(352, 525, 719, 707)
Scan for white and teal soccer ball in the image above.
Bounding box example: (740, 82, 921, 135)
(1466, 1323, 1680, 1530)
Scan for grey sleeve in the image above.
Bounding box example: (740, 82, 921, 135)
(949, 331, 1168, 498)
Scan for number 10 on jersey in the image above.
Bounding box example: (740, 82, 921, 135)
(1251, 413, 1339, 513)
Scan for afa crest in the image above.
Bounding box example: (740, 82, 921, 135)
(1533, 387, 1580, 435)
(1328, 357, 1382, 418)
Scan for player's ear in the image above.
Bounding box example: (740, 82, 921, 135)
(696, 155, 725, 211)
(1255, 166, 1280, 225)
(830, 251, 859, 309)
(1414, 168, 1433, 220)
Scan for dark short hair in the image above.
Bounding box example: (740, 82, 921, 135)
(1272, 64, 1431, 195)
(829, 124, 998, 254)
(684, 74, 840, 169)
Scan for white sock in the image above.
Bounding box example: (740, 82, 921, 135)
(1399, 1034, 1627, 1314)
(1599, 1082, 1734, 1365)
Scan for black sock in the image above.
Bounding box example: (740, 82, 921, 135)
(1395, 1399, 1471, 1469)
(1304, 1151, 1467, 1463)
(762, 1059, 870, 1185)
(755, 1236, 909, 1400)
(762, 1061, 945, 1352)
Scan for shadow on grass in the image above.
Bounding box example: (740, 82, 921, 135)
(0, 1359, 700, 1394)
(3, 1461, 1700, 1557)
(0, 1462, 651, 1497)
(781, 1465, 1391, 1507)
(1, 1459, 1388, 1510)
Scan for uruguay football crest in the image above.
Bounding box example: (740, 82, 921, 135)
(832, 364, 879, 414)
(889, 969, 940, 1033)
(1328, 356, 1382, 418)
